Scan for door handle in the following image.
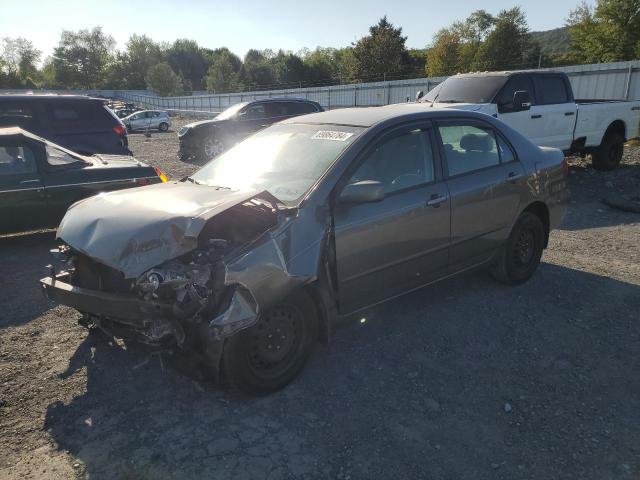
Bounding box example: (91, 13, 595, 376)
(531, 114, 542, 119)
(564, 112, 575, 116)
(426, 194, 448, 207)
(507, 171, 523, 182)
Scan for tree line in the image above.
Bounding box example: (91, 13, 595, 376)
(1, 0, 638, 96)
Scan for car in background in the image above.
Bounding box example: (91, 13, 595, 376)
(417, 70, 640, 170)
(178, 98, 323, 162)
(42, 105, 567, 394)
(113, 107, 140, 119)
(0, 127, 167, 235)
(0, 94, 130, 156)
(122, 110, 171, 132)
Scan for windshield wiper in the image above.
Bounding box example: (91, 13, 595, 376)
(437, 99, 465, 103)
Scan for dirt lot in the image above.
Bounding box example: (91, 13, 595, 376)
(1, 119, 639, 479)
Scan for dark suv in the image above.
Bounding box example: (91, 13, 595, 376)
(178, 98, 323, 162)
(0, 95, 130, 155)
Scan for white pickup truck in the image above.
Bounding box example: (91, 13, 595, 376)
(417, 70, 640, 170)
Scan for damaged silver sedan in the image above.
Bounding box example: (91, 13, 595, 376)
(41, 105, 568, 394)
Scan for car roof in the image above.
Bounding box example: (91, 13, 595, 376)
(452, 70, 565, 78)
(283, 103, 493, 128)
(0, 94, 102, 102)
(247, 97, 319, 105)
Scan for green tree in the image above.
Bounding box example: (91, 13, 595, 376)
(456, 10, 495, 71)
(166, 39, 210, 91)
(1, 37, 41, 85)
(567, 0, 640, 63)
(474, 7, 531, 71)
(52, 27, 115, 88)
(146, 62, 182, 96)
(272, 50, 308, 86)
(350, 16, 410, 81)
(426, 28, 462, 77)
(241, 49, 277, 89)
(122, 34, 164, 89)
(205, 48, 243, 92)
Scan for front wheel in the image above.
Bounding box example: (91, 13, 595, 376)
(491, 212, 545, 285)
(199, 135, 225, 163)
(589, 133, 624, 171)
(222, 290, 319, 395)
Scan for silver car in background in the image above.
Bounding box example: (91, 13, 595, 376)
(123, 110, 171, 132)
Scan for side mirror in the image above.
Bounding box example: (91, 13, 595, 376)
(415, 90, 424, 102)
(512, 91, 532, 112)
(339, 180, 385, 204)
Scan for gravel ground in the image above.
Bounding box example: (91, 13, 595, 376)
(1, 121, 639, 479)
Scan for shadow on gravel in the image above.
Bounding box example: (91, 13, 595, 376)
(561, 163, 640, 231)
(0, 231, 57, 328)
(42, 262, 640, 479)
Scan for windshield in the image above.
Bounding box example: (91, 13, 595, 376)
(421, 76, 508, 104)
(215, 102, 248, 120)
(190, 123, 363, 204)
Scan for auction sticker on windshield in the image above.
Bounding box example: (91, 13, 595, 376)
(311, 130, 354, 141)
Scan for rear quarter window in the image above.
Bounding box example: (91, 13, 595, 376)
(0, 103, 34, 127)
(45, 101, 115, 123)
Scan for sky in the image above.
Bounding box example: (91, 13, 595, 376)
(0, 0, 592, 60)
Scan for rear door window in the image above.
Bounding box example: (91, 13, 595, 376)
(533, 76, 570, 105)
(286, 102, 318, 115)
(265, 102, 289, 118)
(438, 124, 500, 176)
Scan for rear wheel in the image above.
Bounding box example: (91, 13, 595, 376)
(222, 290, 319, 395)
(589, 133, 624, 171)
(158, 122, 169, 132)
(491, 212, 545, 285)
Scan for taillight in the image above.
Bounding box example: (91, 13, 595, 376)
(153, 166, 169, 183)
(113, 125, 126, 137)
(562, 157, 569, 176)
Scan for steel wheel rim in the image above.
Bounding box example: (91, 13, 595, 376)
(204, 138, 224, 158)
(513, 228, 536, 267)
(248, 305, 302, 378)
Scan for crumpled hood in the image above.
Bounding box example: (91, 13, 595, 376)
(428, 102, 488, 112)
(57, 182, 262, 279)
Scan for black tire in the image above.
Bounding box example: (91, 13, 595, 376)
(589, 133, 624, 171)
(491, 211, 545, 285)
(158, 122, 169, 132)
(222, 289, 319, 395)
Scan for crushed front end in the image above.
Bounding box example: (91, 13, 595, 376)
(39, 190, 294, 376)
